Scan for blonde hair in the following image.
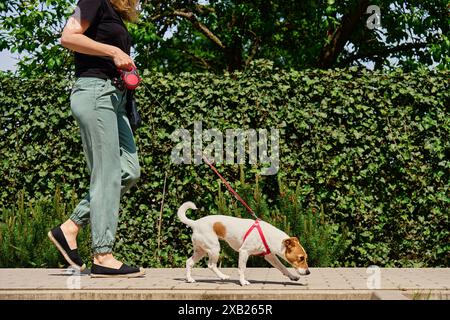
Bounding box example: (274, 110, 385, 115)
(110, 0, 139, 23)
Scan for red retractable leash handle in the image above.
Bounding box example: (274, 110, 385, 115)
(118, 66, 142, 90)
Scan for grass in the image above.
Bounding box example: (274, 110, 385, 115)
(0, 188, 91, 268)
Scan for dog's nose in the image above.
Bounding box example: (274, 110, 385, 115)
(305, 269, 310, 275)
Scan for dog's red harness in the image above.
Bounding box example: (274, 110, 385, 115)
(242, 219, 271, 256)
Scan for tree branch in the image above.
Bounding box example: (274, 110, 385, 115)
(193, 4, 215, 15)
(245, 31, 261, 66)
(152, 10, 225, 50)
(318, 0, 369, 68)
(340, 41, 432, 65)
(182, 49, 213, 70)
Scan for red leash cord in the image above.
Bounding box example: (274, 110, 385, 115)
(201, 155, 271, 255)
(202, 155, 259, 220)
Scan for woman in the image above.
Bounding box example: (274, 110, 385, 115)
(48, 0, 144, 278)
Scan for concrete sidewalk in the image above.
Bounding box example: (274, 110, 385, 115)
(0, 268, 449, 300)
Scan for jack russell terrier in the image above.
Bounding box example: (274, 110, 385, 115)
(177, 201, 310, 286)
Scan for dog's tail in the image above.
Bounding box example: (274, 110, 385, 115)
(177, 201, 197, 227)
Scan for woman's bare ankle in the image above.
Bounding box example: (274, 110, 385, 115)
(93, 253, 122, 269)
(61, 219, 80, 235)
(93, 253, 113, 264)
(60, 219, 80, 250)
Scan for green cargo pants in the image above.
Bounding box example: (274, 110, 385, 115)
(69, 77, 140, 254)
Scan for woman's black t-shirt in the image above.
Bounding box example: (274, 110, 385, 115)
(73, 0, 132, 79)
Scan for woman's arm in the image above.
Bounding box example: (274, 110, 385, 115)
(60, 15, 134, 70)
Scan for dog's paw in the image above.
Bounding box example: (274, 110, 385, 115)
(187, 278, 196, 283)
(240, 279, 251, 286)
(288, 275, 300, 281)
(219, 274, 230, 281)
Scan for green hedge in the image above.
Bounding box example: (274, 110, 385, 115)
(1, 61, 449, 267)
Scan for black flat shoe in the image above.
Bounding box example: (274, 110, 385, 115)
(90, 263, 145, 278)
(48, 225, 86, 271)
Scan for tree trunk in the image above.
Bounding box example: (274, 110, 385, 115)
(318, 0, 370, 68)
(225, 40, 243, 72)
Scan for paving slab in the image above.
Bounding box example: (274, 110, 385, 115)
(0, 268, 449, 300)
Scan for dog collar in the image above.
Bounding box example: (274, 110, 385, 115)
(242, 219, 271, 256)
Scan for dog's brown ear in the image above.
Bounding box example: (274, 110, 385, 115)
(283, 237, 296, 249)
(283, 237, 300, 249)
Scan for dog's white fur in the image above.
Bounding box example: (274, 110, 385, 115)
(178, 201, 310, 286)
